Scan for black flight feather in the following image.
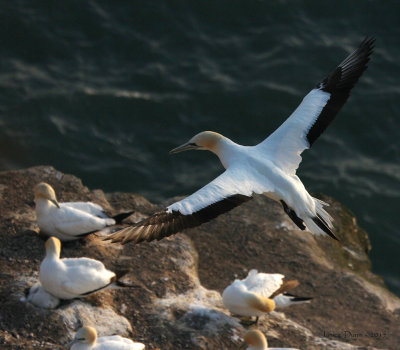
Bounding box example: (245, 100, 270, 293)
(307, 37, 375, 146)
(106, 194, 252, 244)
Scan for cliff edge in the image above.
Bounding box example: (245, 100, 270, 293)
(0, 166, 399, 349)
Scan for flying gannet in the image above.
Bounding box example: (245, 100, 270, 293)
(107, 38, 374, 245)
(67, 326, 145, 350)
(35, 182, 132, 241)
(40, 237, 125, 299)
(243, 329, 299, 350)
(222, 269, 311, 324)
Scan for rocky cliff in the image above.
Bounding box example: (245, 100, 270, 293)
(0, 166, 399, 349)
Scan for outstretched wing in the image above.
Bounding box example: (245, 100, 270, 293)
(106, 166, 272, 244)
(257, 37, 374, 175)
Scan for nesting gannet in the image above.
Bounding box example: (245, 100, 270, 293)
(107, 38, 374, 245)
(222, 269, 311, 323)
(35, 182, 132, 241)
(68, 326, 145, 350)
(243, 329, 299, 350)
(40, 237, 122, 299)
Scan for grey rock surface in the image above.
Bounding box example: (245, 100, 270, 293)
(0, 166, 399, 349)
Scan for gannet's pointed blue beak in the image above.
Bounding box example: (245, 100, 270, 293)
(169, 142, 199, 154)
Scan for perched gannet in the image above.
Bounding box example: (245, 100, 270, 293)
(107, 38, 374, 245)
(243, 330, 299, 350)
(35, 182, 132, 241)
(40, 237, 122, 299)
(68, 326, 145, 350)
(222, 270, 311, 323)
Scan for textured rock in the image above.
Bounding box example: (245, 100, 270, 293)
(0, 166, 399, 349)
(58, 301, 133, 344)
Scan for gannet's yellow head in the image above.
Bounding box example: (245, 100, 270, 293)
(68, 326, 97, 347)
(243, 330, 268, 349)
(246, 293, 276, 313)
(45, 236, 62, 258)
(34, 182, 60, 208)
(169, 131, 224, 154)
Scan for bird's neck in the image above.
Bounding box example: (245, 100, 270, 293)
(35, 198, 52, 214)
(44, 250, 60, 261)
(212, 137, 241, 169)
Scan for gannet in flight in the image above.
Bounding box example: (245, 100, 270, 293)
(40, 237, 125, 299)
(222, 269, 311, 323)
(35, 182, 132, 241)
(243, 329, 299, 350)
(67, 326, 145, 350)
(108, 38, 374, 244)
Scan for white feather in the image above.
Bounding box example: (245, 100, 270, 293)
(256, 88, 330, 175)
(36, 200, 115, 241)
(223, 270, 309, 316)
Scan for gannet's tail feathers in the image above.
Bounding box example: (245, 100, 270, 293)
(105, 218, 116, 226)
(303, 215, 338, 241)
(274, 293, 313, 308)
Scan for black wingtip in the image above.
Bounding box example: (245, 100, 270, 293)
(115, 269, 130, 280)
(112, 211, 134, 223)
(307, 37, 375, 147)
(290, 296, 313, 302)
(320, 36, 375, 94)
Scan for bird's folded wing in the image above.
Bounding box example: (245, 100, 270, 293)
(61, 280, 110, 296)
(106, 166, 273, 244)
(96, 336, 136, 345)
(61, 267, 114, 295)
(62, 202, 108, 218)
(54, 207, 109, 236)
(257, 37, 374, 175)
(63, 257, 106, 270)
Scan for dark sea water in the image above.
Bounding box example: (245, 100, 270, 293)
(1, 1, 400, 295)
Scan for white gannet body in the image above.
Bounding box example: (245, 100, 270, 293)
(244, 329, 299, 350)
(107, 38, 374, 245)
(39, 237, 117, 299)
(222, 269, 311, 317)
(35, 182, 123, 241)
(68, 326, 145, 350)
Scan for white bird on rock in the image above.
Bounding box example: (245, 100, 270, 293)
(107, 38, 374, 245)
(222, 269, 311, 323)
(243, 329, 299, 350)
(40, 236, 124, 299)
(68, 326, 145, 350)
(35, 182, 132, 241)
